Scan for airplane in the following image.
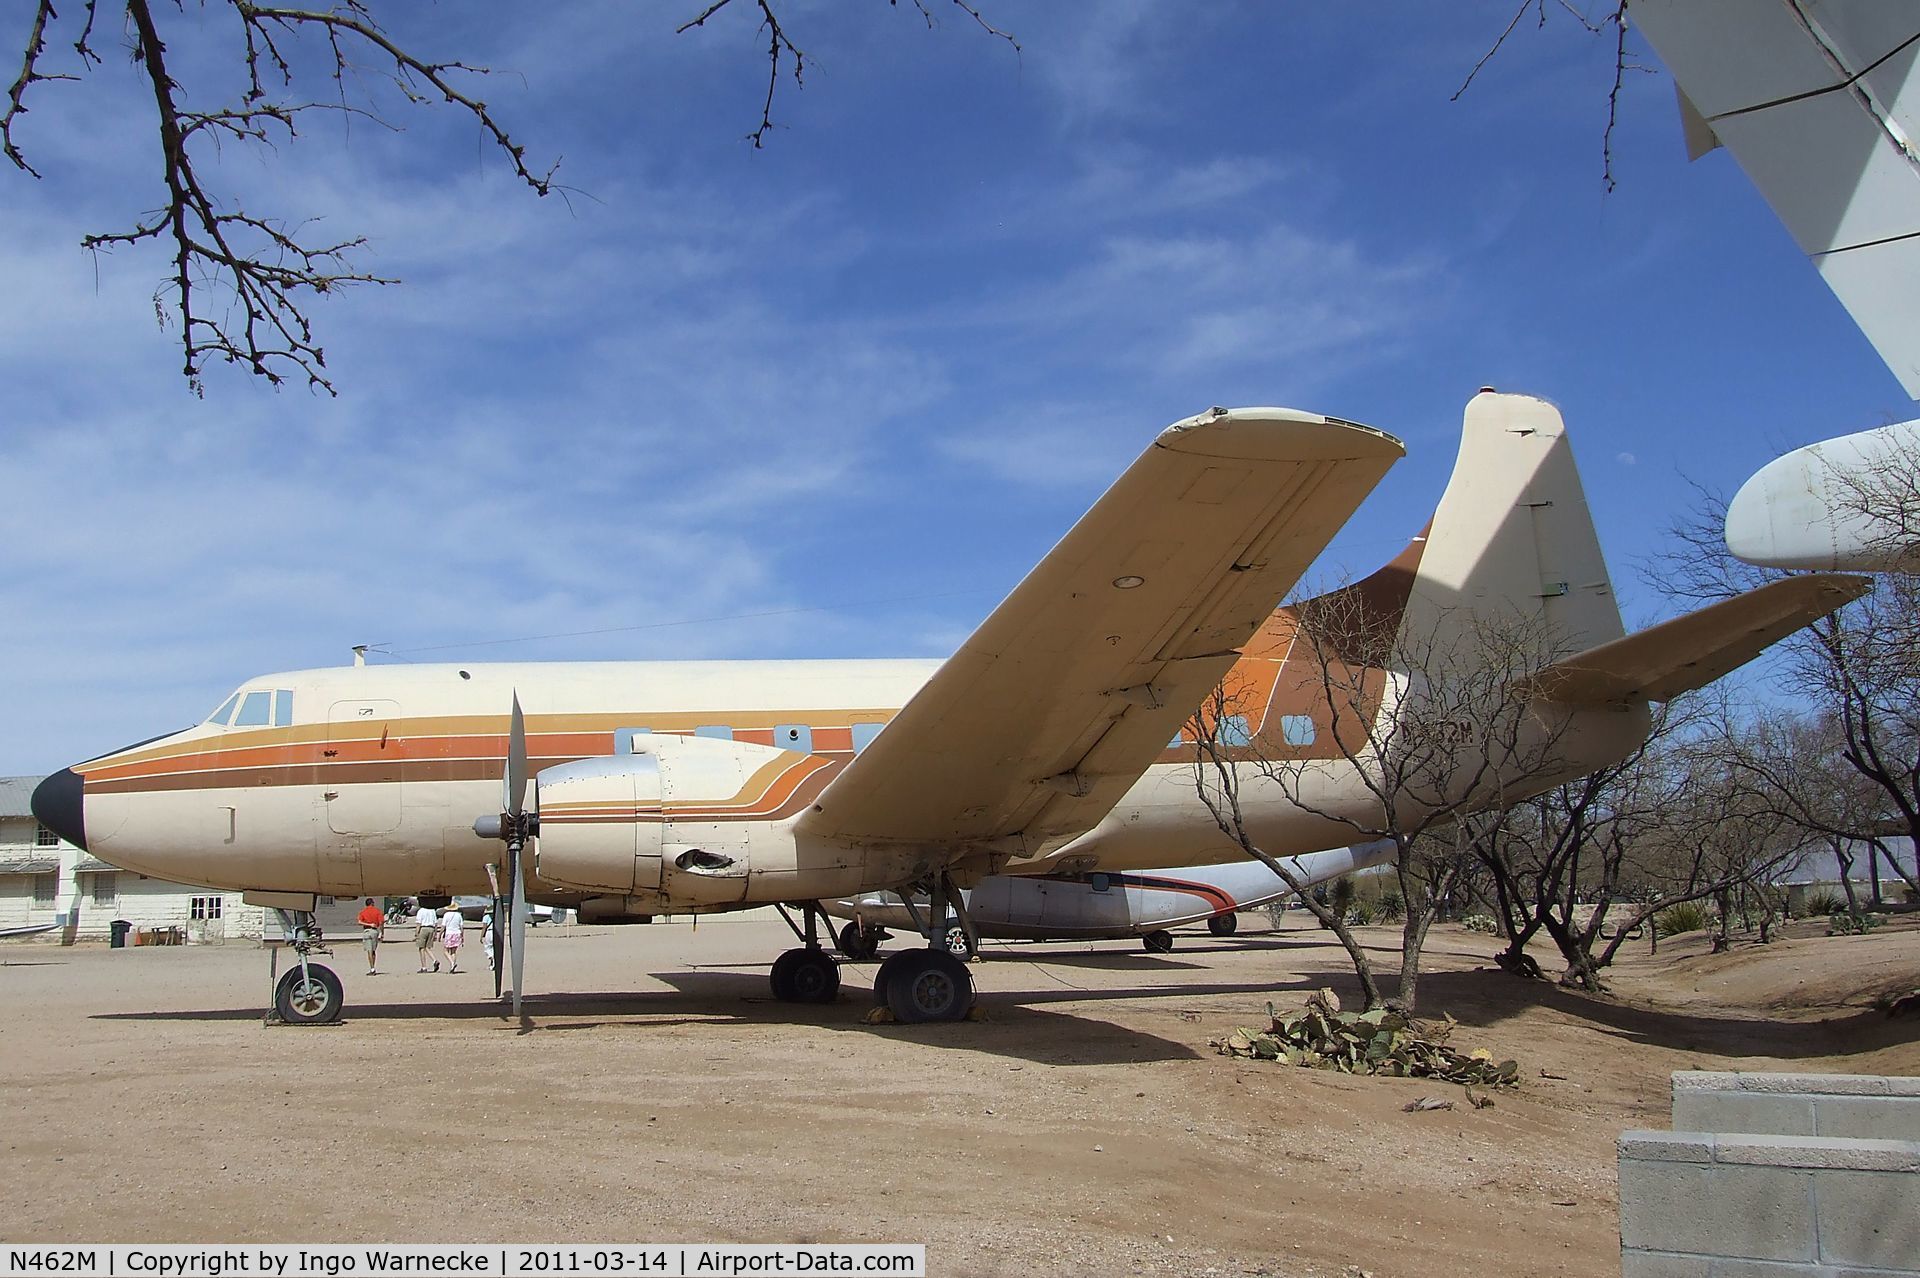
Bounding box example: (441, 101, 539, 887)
(30, 391, 1868, 1026)
(823, 839, 1395, 958)
(1627, 4, 1920, 570)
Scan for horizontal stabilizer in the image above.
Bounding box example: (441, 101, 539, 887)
(1532, 574, 1869, 705)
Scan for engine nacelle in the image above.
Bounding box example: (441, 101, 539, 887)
(533, 734, 801, 899)
(532, 753, 665, 894)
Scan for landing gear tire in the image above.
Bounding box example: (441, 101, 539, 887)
(1207, 912, 1239, 938)
(943, 924, 976, 959)
(274, 963, 344, 1025)
(872, 950, 917, 1005)
(884, 950, 975, 1024)
(837, 921, 883, 961)
(769, 948, 841, 1003)
(1142, 929, 1175, 954)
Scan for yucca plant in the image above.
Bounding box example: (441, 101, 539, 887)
(1655, 901, 1713, 936)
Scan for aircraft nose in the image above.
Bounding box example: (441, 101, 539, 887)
(31, 768, 86, 852)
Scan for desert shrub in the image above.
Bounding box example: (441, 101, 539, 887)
(1461, 913, 1499, 935)
(1346, 902, 1375, 926)
(1802, 889, 1845, 916)
(1827, 911, 1886, 936)
(1655, 901, 1713, 936)
(1375, 890, 1404, 924)
(1329, 875, 1357, 920)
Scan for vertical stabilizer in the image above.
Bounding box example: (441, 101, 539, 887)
(1403, 391, 1625, 660)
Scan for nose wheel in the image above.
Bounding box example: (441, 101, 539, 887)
(274, 963, 344, 1024)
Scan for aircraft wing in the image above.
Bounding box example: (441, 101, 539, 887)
(798, 407, 1403, 855)
(1532, 574, 1870, 706)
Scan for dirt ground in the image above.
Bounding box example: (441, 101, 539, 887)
(1, 912, 1914, 1278)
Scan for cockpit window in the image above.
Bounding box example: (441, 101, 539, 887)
(274, 690, 293, 726)
(233, 690, 272, 727)
(207, 693, 241, 725)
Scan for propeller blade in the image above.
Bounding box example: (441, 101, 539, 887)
(505, 693, 529, 818)
(510, 842, 528, 1019)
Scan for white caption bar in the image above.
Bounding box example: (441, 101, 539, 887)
(1, 1245, 927, 1278)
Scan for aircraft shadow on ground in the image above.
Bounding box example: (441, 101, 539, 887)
(1407, 969, 1920, 1059)
(91, 969, 1208, 1065)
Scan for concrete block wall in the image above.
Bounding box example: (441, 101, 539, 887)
(1671, 1071, 1920, 1144)
(1620, 1072, 1920, 1278)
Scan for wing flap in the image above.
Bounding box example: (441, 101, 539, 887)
(1533, 574, 1870, 705)
(799, 408, 1403, 850)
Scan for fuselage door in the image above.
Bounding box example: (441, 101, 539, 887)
(325, 699, 403, 836)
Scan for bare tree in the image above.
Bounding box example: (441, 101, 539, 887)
(1654, 486, 1920, 899)
(4, 1, 1015, 395)
(1189, 681, 1388, 1010)
(1192, 585, 1581, 1014)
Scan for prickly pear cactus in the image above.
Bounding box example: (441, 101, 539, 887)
(1212, 988, 1520, 1087)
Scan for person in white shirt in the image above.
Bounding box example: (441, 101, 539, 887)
(441, 907, 465, 973)
(480, 910, 495, 971)
(414, 903, 440, 973)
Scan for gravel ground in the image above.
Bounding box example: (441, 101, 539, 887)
(1, 912, 1913, 1278)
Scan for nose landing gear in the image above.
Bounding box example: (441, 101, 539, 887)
(266, 909, 343, 1026)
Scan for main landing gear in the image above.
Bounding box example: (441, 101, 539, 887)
(870, 873, 977, 1024)
(268, 909, 343, 1026)
(770, 904, 842, 1004)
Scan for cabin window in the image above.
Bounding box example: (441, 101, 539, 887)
(1168, 731, 1186, 749)
(35, 822, 58, 848)
(1089, 873, 1114, 893)
(774, 724, 813, 753)
(273, 689, 294, 726)
(191, 895, 223, 920)
(90, 874, 116, 906)
(614, 727, 651, 753)
(232, 690, 272, 728)
(1280, 715, 1317, 747)
(33, 873, 56, 905)
(207, 692, 241, 725)
(851, 723, 885, 754)
(1217, 714, 1253, 748)
(695, 725, 733, 741)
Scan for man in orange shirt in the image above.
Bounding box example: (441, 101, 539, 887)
(357, 898, 386, 975)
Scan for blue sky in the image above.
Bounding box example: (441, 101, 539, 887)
(2, 2, 1912, 776)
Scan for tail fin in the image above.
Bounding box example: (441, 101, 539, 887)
(1312, 390, 1625, 661)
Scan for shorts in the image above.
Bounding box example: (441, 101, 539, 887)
(361, 927, 381, 956)
(444, 933, 463, 951)
(417, 926, 436, 949)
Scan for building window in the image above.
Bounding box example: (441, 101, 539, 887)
(33, 873, 57, 905)
(191, 895, 224, 920)
(91, 874, 117, 906)
(35, 822, 58, 847)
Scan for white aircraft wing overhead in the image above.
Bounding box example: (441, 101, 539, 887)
(1630, 0, 1920, 397)
(798, 407, 1403, 852)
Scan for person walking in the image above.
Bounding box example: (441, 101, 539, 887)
(414, 900, 440, 972)
(441, 906, 465, 973)
(356, 897, 386, 975)
(480, 909, 495, 971)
